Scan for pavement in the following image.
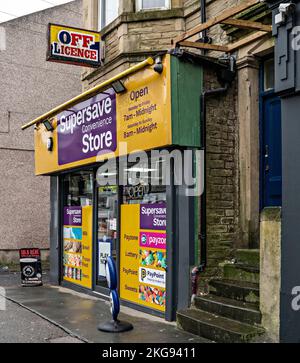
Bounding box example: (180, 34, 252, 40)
(0, 272, 209, 343)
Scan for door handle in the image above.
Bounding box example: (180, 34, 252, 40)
(264, 145, 269, 172)
(264, 145, 269, 158)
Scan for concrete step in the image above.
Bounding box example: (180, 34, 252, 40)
(177, 309, 264, 343)
(194, 294, 261, 325)
(209, 279, 260, 304)
(223, 263, 259, 284)
(236, 249, 259, 269)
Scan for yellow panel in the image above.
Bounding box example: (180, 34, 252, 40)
(120, 204, 166, 313)
(34, 54, 172, 175)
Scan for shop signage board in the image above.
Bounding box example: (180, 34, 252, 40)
(120, 203, 167, 312)
(47, 24, 101, 67)
(34, 54, 202, 175)
(63, 206, 93, 288)
(19, 248, 42, 286)
(57, 90, 117, 165)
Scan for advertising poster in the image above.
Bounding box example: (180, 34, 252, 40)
(120, 203, 167, 313)
(19, 248, 42, 287)
(63, 206, 92, 289)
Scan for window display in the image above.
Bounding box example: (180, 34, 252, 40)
(62, 171, 93, 288)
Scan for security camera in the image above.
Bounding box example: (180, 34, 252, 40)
(279, 3, 293, 13)
(275, 3, 295, 25)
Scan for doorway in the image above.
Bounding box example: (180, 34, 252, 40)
(260, 58, 282, 208)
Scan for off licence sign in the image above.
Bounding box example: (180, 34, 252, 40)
(47, 23, 101, 67)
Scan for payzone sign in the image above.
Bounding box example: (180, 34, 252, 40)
(47, 24, 101, 67)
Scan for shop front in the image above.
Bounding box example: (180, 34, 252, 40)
(24, 53, 203, 321)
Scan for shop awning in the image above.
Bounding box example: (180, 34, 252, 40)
(21, 57, 154, 130)
(174, 0, 272, 53)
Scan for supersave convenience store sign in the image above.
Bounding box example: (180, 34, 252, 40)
(34, 54, 202, 175)
(47, 24, 101, 67)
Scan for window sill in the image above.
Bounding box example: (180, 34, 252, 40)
(100, 8, 184, 39)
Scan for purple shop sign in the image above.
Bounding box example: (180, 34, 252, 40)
(140, 202, 166, 231)
(64, 207, 82, 226)
(57, 89, 117, 165)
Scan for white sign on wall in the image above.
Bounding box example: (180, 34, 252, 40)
(98, 240, 111, 277)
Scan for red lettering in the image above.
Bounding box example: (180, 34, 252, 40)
(70, 32, 82, 46)
(64, 46, 70, 55)
(77, 48, 84, 57)
(81, 35, 94, 48)
(90, 50, 97, 60)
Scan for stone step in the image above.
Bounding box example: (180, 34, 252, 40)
(236, 249, 259, 269)
(209, 279, 260, 304)
(194, 294, 261, 325)
(177, 309, 264, 343)
(223, 263, 260, 284)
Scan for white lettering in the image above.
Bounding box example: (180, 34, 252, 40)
(59, 96, 113, 135)
(292, 286, 300, 311)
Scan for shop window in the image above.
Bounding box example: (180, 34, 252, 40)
(98, 0, 119, 30)
(63, 170, 93, 207)
(122, 155, 167, 205)
(136, 0, 171, 12)
(62, 170, 94, 288)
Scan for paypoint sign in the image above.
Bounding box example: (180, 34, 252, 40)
(47, 24, 101, 67)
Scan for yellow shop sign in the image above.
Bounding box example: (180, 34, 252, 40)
(34, 56, 172, 175)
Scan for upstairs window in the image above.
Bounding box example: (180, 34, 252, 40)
(136, 0, 171, 11)
(98, 0, 119, 30)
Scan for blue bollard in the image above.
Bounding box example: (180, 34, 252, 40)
(98, 257, 133, 333)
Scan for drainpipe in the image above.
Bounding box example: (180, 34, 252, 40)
(200, 0, 208, 42)
(191, 56, 236, 303)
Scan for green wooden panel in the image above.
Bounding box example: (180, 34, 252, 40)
(171, 55, 203, 148)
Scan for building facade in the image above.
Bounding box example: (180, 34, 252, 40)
(26, 0, 285, 342)
(0, 0, 83, 264)
(80, 0, 280, 341)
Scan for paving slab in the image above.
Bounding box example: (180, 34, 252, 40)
(0, 299, 70, 343)
(0, 273, 209, 343)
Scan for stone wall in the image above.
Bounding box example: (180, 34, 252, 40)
(260, 207, 281, 342)
(203, 68, 239, 280)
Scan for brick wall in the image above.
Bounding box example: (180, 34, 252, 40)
(202, 68, 239, 283)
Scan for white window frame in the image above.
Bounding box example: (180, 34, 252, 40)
(136, 0, 171, 12)
(98, 0, 119, 30)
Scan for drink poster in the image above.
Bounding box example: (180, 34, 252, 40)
(63, 206, 92, 289)
(120, 203, 167, 312)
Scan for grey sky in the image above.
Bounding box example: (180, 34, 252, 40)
(0, 0, 73, 23)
